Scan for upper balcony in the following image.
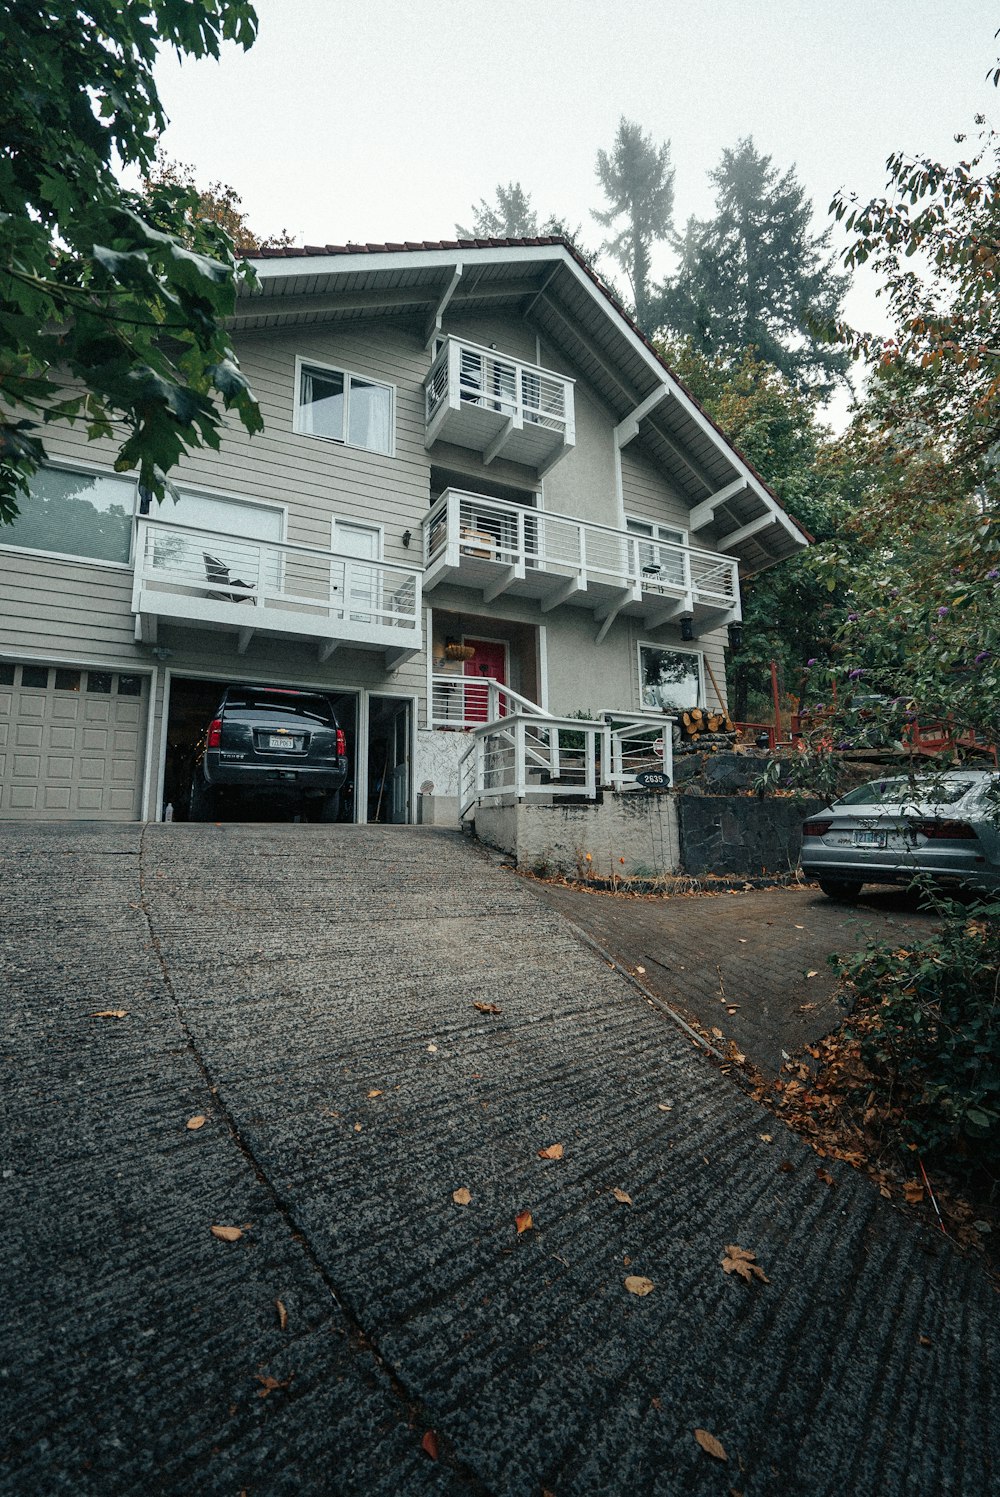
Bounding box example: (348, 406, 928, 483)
(132, 517, 422, 668)
(424, 337, 575, 476)
(422, 489, 739, 639)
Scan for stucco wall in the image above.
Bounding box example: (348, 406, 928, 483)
(473, 792, 680, 879)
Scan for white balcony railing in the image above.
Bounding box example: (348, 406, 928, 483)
(457, 710, 675, 817)
(131, 517, 422, 666)
(423, 489, 739, 626)
(430, 673, 554, 729)
(424, 337, 575, 473)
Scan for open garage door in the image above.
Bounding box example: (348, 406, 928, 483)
(0, 663, 148, 821)
(162, 675, 358, 822)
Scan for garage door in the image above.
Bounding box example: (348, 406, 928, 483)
(0, 663, 148, 820)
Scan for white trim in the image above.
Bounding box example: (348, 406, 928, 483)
(0, 457, 139, 568)
(635, 639, 705, 712)
(366, 689, 418, 824)
(140, 666, 158, 821)
(0, 542, 133, 572)
(153, 477, 288, 535)
(293, 353, 396, 457)
(331, 516, 385, 559)
(424, 605, 434, 729)
(537, 624, 549, 712)
(625, 514, 688, 549)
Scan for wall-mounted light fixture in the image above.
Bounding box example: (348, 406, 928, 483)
(680, 616, 695, 643)
(402, 529, 412, 548)
(149, 646, 173, 662)
(727, 622, 743, 651)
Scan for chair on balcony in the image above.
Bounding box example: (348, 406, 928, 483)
(203, 552, 257, 605)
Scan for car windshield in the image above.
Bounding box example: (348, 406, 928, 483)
(836, 777, 975, 808)
(224, 690, 335, 726)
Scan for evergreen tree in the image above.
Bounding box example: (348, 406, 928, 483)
(658, 138, 849, 396)
(593, 118, 674, 331)
(456, 182, 538, 239)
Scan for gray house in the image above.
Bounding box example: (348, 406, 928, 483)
(0, 238, 807, 825)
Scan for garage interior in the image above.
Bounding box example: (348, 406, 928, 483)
(162, 678, 412, 824)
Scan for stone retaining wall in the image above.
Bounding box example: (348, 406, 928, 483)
(676, 794, 824, 877)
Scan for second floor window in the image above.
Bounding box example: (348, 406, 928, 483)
(296, 360, 393, 455)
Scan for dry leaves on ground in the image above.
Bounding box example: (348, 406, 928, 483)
(903, 1180, 924, 1204)
(806, 970, 819, 979)
(186, 1115, 206, 1131)
(210, 1225, 243, 1242)
(624, 1275, 655, 1296)
(275, 1299, 288, 1330)
(367, 1089, 383, 1098)
(472, 1001, 502, 1015)
(693, 1428, 728, 1461)
(515, 1210, 534, 1234)
(656, 1102, 673, 1112)
(452, 1187, 472, 1206)
(91, 1009, 128, 1019)
(721, 1245, 769, 1283)
(537, 1143, 564, 1160)
(611, 1188, 633, 1205)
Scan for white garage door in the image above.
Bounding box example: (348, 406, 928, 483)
(0, 663, 148, 821)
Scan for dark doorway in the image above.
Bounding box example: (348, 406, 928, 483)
(163, 674, 357, 822)
(367, 697, 411, 824)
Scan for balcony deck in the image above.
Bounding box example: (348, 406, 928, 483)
(424, 337, 575, 475)
(422, 489, 739, 639)
(132, 518, 422, 667)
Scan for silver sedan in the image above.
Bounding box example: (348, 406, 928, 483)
(800, 769, 1000, 900)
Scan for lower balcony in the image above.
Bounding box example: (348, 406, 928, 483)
(422, 489, 739, 640)
(132, 517, 422, 667)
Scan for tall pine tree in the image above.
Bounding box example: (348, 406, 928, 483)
(658, 138, 849, 396)
(456, 182, 538, 239)
(593, 118, 674, 331)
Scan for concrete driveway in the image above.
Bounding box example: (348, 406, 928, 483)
(1, 823, 997, 1496)
(523, 880, 939, 1074)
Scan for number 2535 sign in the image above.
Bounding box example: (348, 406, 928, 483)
(635, 770, 671, 791)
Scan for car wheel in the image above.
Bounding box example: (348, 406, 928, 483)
(818, 877, 863, 902)
(318, 791, 341, 823)
(188, 774, 215, 822)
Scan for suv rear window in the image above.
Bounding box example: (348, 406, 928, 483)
(837, 777, 975, 807)
(223, 690, 336, 726)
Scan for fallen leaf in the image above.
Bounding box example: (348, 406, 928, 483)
(186, 1115, 207, 1131)
(635, 965, 646, 974)
(694, 1428, 728, 1461)
(805, 970, 819, 979)
(256, 1373, 292, 1398)
(353, 1122, 362, 1133)
(738, 938, 748, 943)
(650, 1396, 663, 1411)
(759, 1134, 773, 1144)
(711, 1027, 724, 1039)
(275, 1298, 288, 1330)
(537, 1143, 564, 1160)
(732, 1052, 747, 1065)
(611, 1188, 633, 1205)
(624, 1274, 655, 1296)
(903, 1180, 924, 1204)
(779, 1160, 794, 1174)
(367, 1089, 383, 1098)
(452, 1187, 472, 1206)
(919, 1335, 932, 1347)
(727, 1007, 738, 1015)
(472, 1001, 502, 1015)
(515, 1210, 534, 1234)
(797, 1003, 817, 1013)
(795, 924, 805, 930)
(657, 1102, 673, 1112)
(816, 1168, 835, 1187)
(721, 1245, 769, 1283)
(427, 1044, 438, 1053)
(210, 1225, 243, 1242)
(91, 1009, 128, 1019)
(421, 1430, 439, 1460)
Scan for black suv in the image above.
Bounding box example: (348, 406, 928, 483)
(189, 686, 349, 822)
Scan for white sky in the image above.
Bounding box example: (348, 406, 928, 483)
(153, 0, 1000, 414)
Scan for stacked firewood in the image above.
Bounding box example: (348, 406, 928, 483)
(680, 707, 735, 742)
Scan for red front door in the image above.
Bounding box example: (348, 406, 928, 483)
(463, 638, 507, 722)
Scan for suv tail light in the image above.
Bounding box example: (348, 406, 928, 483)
(802, 819, 833, 837)
(910, 819, 977, 840)
(207, 718, 223, 749)
(336, 728, 347, 757)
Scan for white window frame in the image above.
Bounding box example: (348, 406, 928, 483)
(294, 355, 396, 457)
(144, 483, 288, 597)
(626, 515, 688, 548)
(0, 459, 138, 571)
(636, 640, 704, 713)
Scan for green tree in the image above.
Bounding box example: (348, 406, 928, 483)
(659, 138, 849, 396)
(662, 340, 850, 719)
(593, 118, 675, 332)
(456, 182, 538, 239)
(0, 0, 263, 524)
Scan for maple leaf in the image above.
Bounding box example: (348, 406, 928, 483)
(537, 1144, 564, 1160)
(721, 1245, 769, 1283)
(256, 1373, 293, 1398)
(515, 1209, 533, 1233)
(472, 1001, 502, 1015)
(903, 1180, 924, 1204)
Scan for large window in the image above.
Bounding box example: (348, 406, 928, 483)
(296, 360, 393, 455)
(149, 489, 285, 593)
(627, 517, 687, 588)
(0, 466, 135, 564)
(638, 644, 703, 712)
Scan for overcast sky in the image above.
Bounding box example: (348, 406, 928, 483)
(153, 0, 1000, 411)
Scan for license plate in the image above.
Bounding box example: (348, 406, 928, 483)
(269, 735, 300, 751)
(853, 830, 887, 848)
